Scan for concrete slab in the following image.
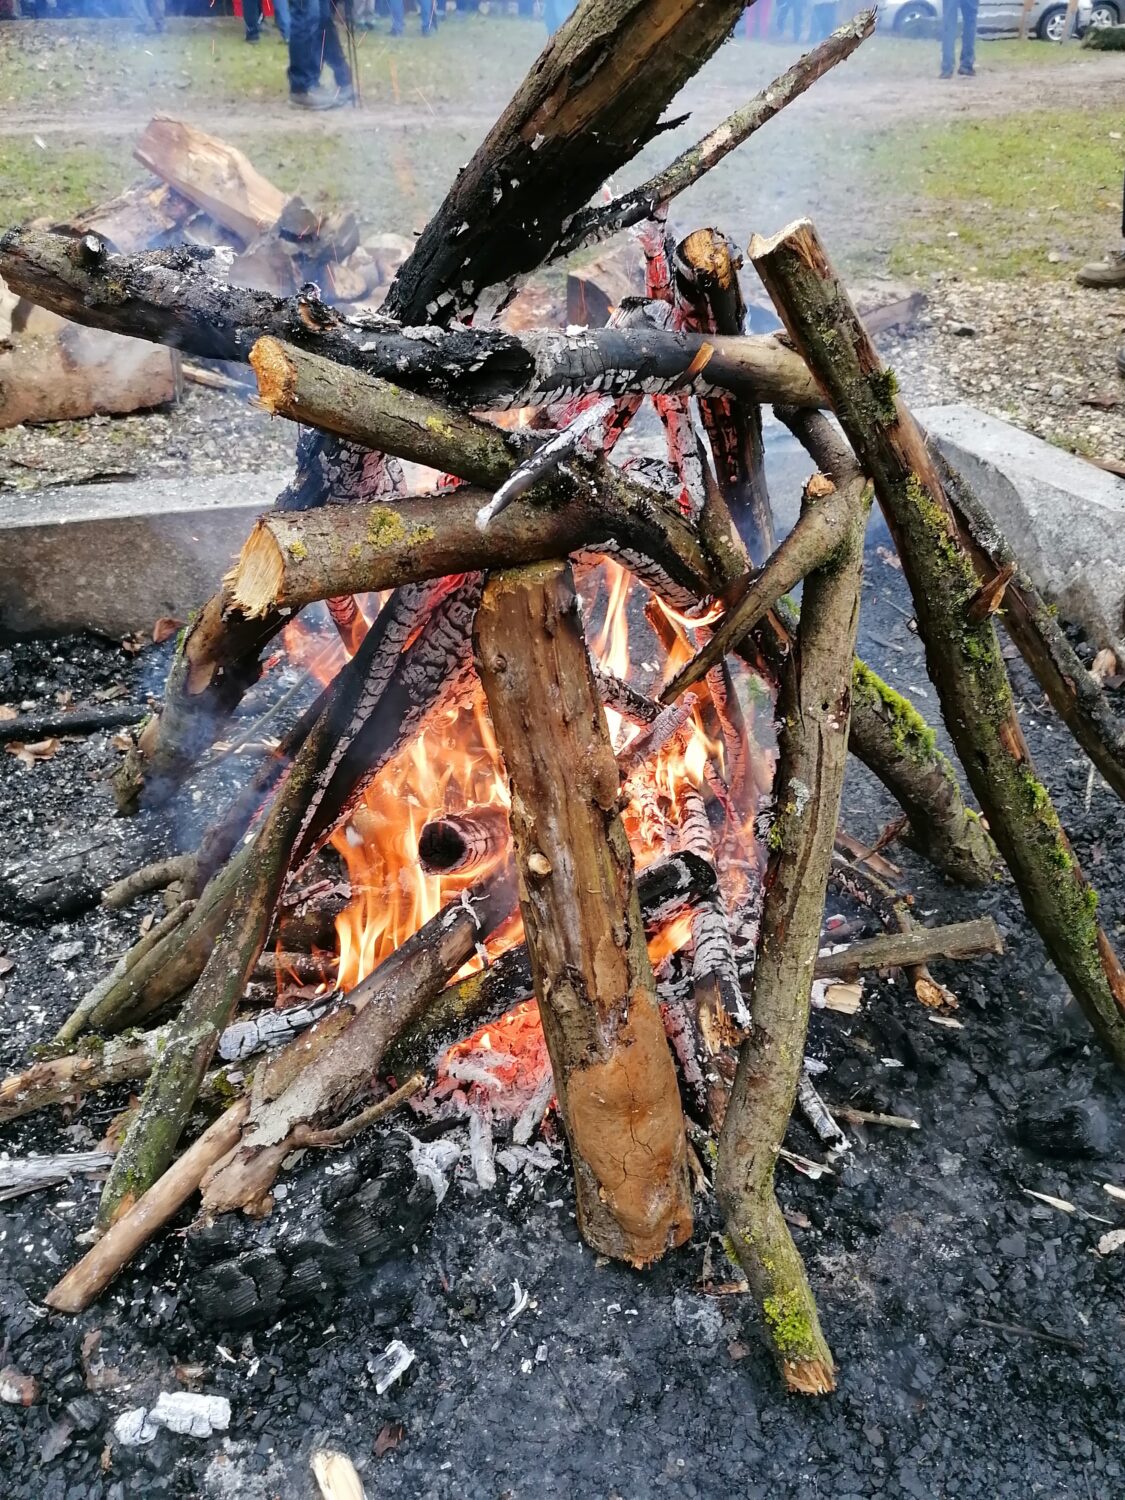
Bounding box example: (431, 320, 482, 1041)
(921, 403, 1125, 655)
(0, 469, 293, 639)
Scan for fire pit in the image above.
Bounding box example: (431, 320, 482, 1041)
(1, 5, 1124, 1490)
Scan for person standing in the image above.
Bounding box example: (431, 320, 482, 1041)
(288, 0, 353, 109)
(941, 0, 978, 78)
(1075, 169, 1125, 377)
(387, 0, 439, 35)
(244, 0, 290, 44)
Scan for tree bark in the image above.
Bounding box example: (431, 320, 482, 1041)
(0, 229, 822, 411)
(475, 559, 692, 1267)
(932, 448, 1125, 803)
(749, 218, 1125, 1067)
(228, 474, 710, 622)
(715, 466, 868, 1396)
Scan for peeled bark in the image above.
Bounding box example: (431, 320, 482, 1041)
(716, 463, 868, 1396)
(750, 218, 1125, 1067)
(476, 559, 692, 1267)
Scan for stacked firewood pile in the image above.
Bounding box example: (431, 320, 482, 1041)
(3, 2, 1125, 1399)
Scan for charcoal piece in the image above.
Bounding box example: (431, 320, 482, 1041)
(0, 826, 166, 922)
(1015, 1094, 1108, 1159)
(184, 1134, 438, 1330)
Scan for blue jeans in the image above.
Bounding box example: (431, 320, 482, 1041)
(245, 0, 289, 41)
(288, 0, 351, 93)
(941, 0, 977, 74)
(388, 0, 439, 32)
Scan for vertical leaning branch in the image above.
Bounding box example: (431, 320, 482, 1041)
(749, 218, 1125, 1067)
(715, 465, 869, 1396)
(475, 560, 693, 1266)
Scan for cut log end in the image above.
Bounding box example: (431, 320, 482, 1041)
(748, 219, 816, 262)
(248, 335, 297, 414)
(679, 228, 735, 289)
(781, 1358, 838, 1397)
(227, 524, 286, 619)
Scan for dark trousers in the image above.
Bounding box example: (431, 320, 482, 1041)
(388, 0, 438, 32)
(245, 0, 290, 40)
(941, 0, 978, 74)
(288, 0, 351, 94)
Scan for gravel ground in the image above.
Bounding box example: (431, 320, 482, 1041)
(0, 530, 1123, 1500)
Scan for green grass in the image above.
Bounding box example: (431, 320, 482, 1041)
(0, 16, 541, 112)
(872, 109, 1125, 279)
(0, 138, 135, 226)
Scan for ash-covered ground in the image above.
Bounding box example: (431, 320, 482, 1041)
(0, 525, 1124, 1500)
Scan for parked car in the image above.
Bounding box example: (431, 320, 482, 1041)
(877, 0, 1118, 42)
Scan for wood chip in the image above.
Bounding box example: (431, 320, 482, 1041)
(0, 705, 17, 722)
(152, 616, 185, 644)
(927, 1014, 964, 1029)
(1090, 648, 1118, 686)
(822, 980, 862, 1014)
(1022, 1187, 1076, 1214)
(1102, 1183, 1125, 1203)
(311, 1449, 366, 1500)
(1095, 1229, 1125, 1256)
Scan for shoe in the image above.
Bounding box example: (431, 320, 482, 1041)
(940, 69, 953, 78)
(335, 82, 356, 104)
(958, 65, 975, 75)
(245, 30, 260, 42)
(1077, 251, 1125, 289)
(290, 85, 345, 110)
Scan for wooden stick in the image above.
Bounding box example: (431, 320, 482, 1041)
(102, 854, 197, 910)
(716, 449, 870, 1396)
(289, 1071, 426, 1149)
(549, 12, 876, 261)
(814, 917, 1002, 980)
(228, 471, 710, 622)
(45, 1098, 251, 1315)
(933, 448, 1125, 803)
(749, 218, 1125, 1068)
(476, 560, 693, 1266)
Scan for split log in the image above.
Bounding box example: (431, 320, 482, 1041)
(933, 449, 1125, 803)
(749, 219, 1125, 1067)
(198, 867, 518, 1218)
(45, 1099, 251, 1315)
(0, 230, 822, 412)
(133, 116, 287, 245)
(716, 440, 870, 1396)
(476, 559, 692, 1266)
(548, 11, 875, 262)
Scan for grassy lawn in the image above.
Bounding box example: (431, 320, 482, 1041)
(873, 108, 1125, 279)
(0, 17, 1115, 282)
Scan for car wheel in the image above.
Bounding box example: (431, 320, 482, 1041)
(1037, 4, 1071, 37)
(1088, 1, 1118, 24)
(892, 1, 937, 36)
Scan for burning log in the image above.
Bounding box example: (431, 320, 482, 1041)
(418, 808, 510, 876)
(476, 560, 692, 1266)
(196, 867, 518, 1220)
(0, 229, 821, 413)
(749, 218, 1125, 1067)
(715, 419, 870, 1396)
